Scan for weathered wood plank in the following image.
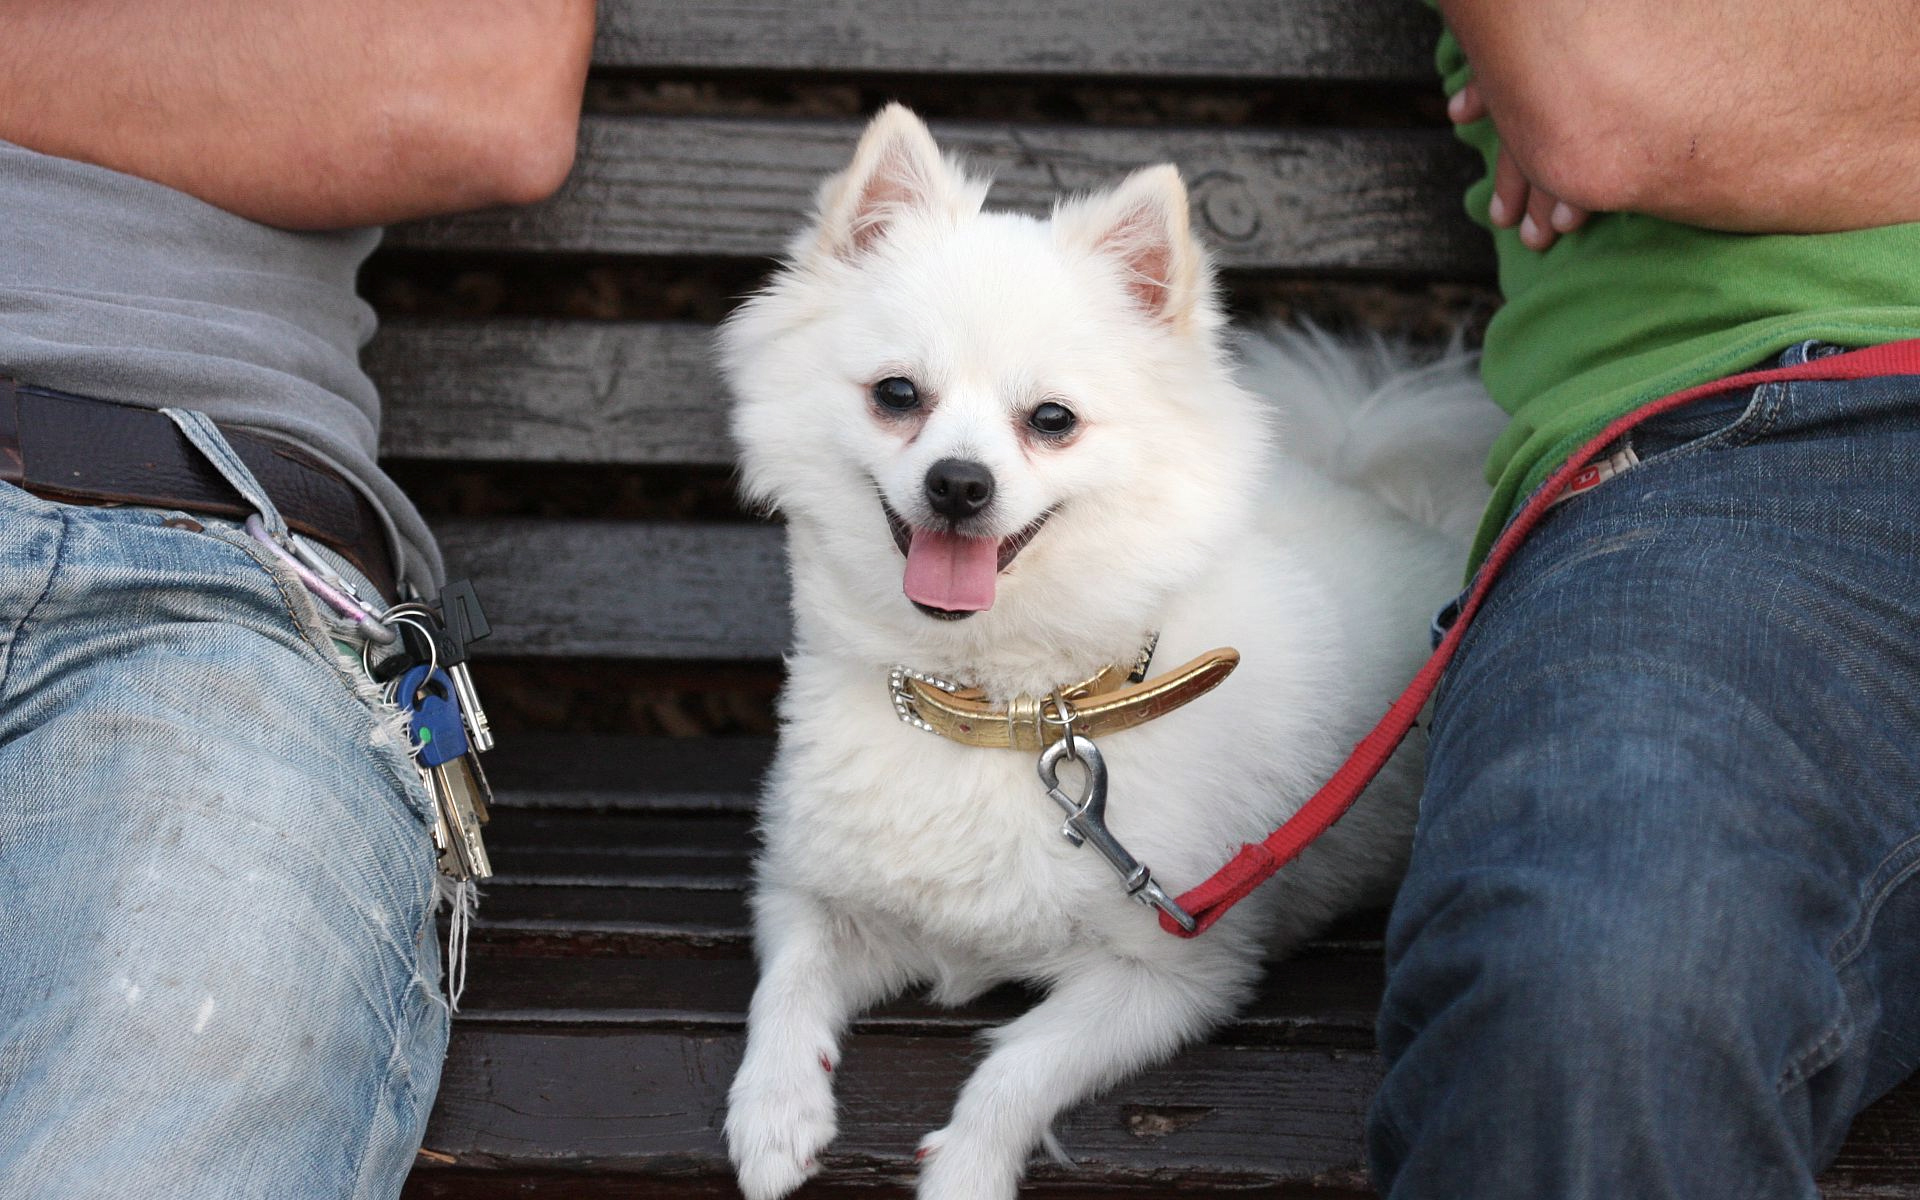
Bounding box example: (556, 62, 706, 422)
(372, 320, 726, 465)
(471, 881, 1383, 966)
(1825, 1078, 1920, 1196)
(435, 519, 788, 660)
(405, 1172, 1366, 1200)
(474, 804, 1393, 956)
(418, 1028, 1382, 1184)
(487, 812, 754, 886)
(476, 883, 750, 946)
(390, 117, 1485, 276)
(593, 0, 1441, 83)
(482, 734, 770, 813)
(454, 952, 1382, 1046)
(409, 1024, 1920, 1196)
(489, 844, 751, 891)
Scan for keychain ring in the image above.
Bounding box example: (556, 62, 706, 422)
(1044, 689, 1079, 760)
(363, 612, 441, 703)
(360, 601, 440, 678)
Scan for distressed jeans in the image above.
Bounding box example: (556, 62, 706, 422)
(0, 418, 446, 1198)
(1369, 342, 1920, 1198)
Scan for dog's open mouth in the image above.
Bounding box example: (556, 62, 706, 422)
(882, 502, 1051, 620)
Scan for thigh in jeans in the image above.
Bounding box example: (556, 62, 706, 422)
(0, 486, 449, 1200)
(1369, 367, 1920, 1200)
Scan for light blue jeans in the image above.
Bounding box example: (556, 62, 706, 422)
(0, 414, 446, 1198)
(1370, 343, 1920, 1197)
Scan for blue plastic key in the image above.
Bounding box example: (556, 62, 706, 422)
(398, 664, 471, 767)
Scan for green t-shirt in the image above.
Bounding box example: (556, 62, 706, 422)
(1434, 29, 1920, 566)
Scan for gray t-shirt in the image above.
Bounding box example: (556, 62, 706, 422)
(0, 138, 440, 593)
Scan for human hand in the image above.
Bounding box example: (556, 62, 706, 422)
(1449, 82, 1591, 251)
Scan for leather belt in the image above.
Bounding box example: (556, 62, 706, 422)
(0, 378, 398, 601)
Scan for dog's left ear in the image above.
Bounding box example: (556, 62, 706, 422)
(1053, 165, 1208, 328)
(810, 104, 977, 261)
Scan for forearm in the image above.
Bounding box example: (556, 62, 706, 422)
(0, 0, 594, 229)
(1439, 0, 1920, 233)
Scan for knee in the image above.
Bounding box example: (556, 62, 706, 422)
(60, 854, 443, 1080)
(1378, 862, 1847, 1116)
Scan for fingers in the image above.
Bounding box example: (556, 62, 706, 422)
(1455, 83, 1530, 234)
(1548, 198, 1591, 235)
(1490, 147, 1527, 229)
(1492, 147, 1591, 252)
(1455, 81, 1593, 252)
(1447, 81, 1487, 125)
(1520, 179, 1591, 251)
(1520, 183, 1561, 250)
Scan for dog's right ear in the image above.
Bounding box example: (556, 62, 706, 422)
(810, 104, 972, 261)
(1052, 165, 1209, 330)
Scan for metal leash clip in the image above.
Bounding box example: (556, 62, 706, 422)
(1036, 724, 1198, 934)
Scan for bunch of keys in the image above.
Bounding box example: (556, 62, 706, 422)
(376, 581, 496, 881)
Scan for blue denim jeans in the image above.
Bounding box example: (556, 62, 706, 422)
(0, 418, 446, 1198)
(1369, 342, 1920, 1198)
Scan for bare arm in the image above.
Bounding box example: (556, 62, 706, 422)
(1438, 0, 1920, 242)
(0, 0, 595, 229)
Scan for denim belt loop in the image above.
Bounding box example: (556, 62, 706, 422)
(160, 408, 291, 542)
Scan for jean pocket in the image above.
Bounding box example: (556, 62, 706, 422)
(1626, 379, 1782, 466)
(185, 517, 437, 828)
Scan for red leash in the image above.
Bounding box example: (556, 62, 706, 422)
(1162, 337, 1920, 938)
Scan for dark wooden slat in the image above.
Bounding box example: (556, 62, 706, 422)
(454, 952, 1382, 1046)
(372, 320, 725, 465)
(491, 811, 753, 857)
(418, 1028, 1382, 1186)
(408, 1107, 1920, 1200)
(490, 849, 750, 891)
(407, 1172, 1354, 1200)
(436, 519, 788, 660)
(473, 802, 1388, 956)
(477, 883, 750, 946)
(483, 734, 770, 813)
(390, 117, 1485, 276)
(411, 1024, 1920, 1195)
(487, 811, 754, 886)
(1826, 1081, 1920, 1195)
(472, 887, 1384, 958)
(593, 0, 1441, 83)
(473, 879, 1396, 958)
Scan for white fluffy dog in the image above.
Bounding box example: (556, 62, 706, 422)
(719, 104, 1500, 1200)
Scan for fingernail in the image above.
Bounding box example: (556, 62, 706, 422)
(1488, 194, 1508, 224)
(1551, 202, 1577, 232)
(1520, 214, 1543, 246)
(1448, 91, 1470, 121)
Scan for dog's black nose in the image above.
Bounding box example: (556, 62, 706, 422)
(924, 458, 995, 521)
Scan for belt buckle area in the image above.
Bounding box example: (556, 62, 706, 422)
(1, 378, 21, 486)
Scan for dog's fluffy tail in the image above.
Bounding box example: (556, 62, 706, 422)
(1237, 325, 1506, 543)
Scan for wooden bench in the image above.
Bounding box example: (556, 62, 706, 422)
(371, 2, 1920, 1195)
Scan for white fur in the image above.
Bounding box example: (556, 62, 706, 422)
(718, 104, 1504, 1200)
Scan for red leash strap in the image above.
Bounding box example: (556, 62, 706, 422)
(1162, 337, 1920, 938)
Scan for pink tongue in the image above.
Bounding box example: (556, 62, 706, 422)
(903, 529, 1000, 611)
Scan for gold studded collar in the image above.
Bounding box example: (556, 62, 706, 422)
(887, 636, 1240, 750)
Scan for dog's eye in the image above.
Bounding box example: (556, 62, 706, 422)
(872, 377, 921, 412)
(1028, 402, 1077, 436)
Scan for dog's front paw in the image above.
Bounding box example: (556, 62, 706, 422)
(914, 1125, 1022, 1200)
(726, 1060, 837, 1200)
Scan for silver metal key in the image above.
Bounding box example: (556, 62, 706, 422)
(446, 661, 495, 753)
(430, 755, 493, 881)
